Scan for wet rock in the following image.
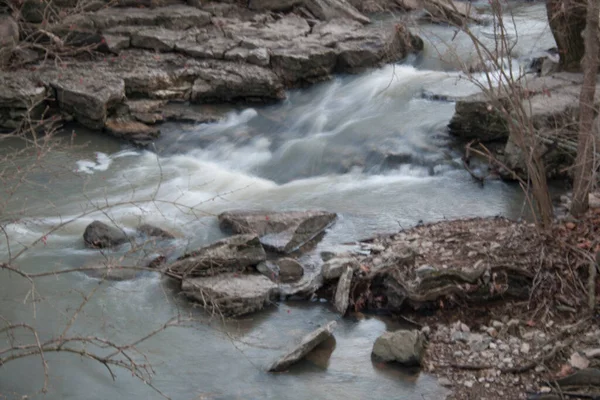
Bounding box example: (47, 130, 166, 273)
(268, 320, 337, 371)
(0, 15, 18, 66)
(182, 272, 278, 316)
(167, 234, 266, 277)
(334, 266, 353, 314)
(270, 41, 338, 85)
(84, 265, 144, 281)
(83, 220, 129, 249)
(248, 0, 301, 12)
(104, 118, 159, 145)
(322, 257, 359, 280)
(137, 223, 175, 240)
(276, 258, 305, 283)
(372, 330, 426, 366)
(218, 210, 337, 254)
(447, 93, 509, 143)
(257, 260, 280, 281)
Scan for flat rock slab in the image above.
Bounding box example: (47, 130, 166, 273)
(268, 320, 337, 372)
(218, 210, 337, 254)
(334, 266, 353, 314)
(182, 272, 278, 316)
(167, 234, 266, 277)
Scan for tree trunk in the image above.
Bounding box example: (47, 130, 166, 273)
(546, 0, 587, 72)
(571, 0, 600, 216)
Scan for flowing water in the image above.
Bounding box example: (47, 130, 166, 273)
(0, 3, 556, 399)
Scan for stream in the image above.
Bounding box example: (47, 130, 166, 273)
(0, 3, 556, 399)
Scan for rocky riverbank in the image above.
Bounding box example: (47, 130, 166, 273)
(79, 202, 600, 399)
(0, 0, 429, 145)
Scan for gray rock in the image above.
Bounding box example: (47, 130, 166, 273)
(89, 5, 212, 30)
(0, 15, 18, 66)
(447, 93, 509, 143)
(168, 234, 266, 277)
(268, 321, 337, 371)
(131, 28, 193, 52)
(104, 118, 159, 145)
(137, 223, 175, 239)
(190, 61, 285, 102)
(83, 220, 129, 249)
(176, 37, 239, 60)
(103, 34, 130, 53)
(271, 41, 338, 85)
(257, 260, 280, 281)
(218, 210, 337, 254)
(322, 257, 359, 280)
(224, 47, 270, 67)
(276, 258, 305, 283)
(182, 272, 278, 316)
(40, 69, 126, 129)
(303, 0, 370, 24)
(372, 330, 426, 366)
(249, 0, 302, 11)
(0, 73, 46, 131)
(334, 266, 353, 314)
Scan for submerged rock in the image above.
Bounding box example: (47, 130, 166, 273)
(218, 210, 337, 254)
(137, 223, 176, 240)
(372, 330, 426, 366)
(276, 258, 305, 283)
(268, 320, 337, 372)
(182, 272, 278, 316)
(83, 220, 129, 249)
(168, 234, 266, 277)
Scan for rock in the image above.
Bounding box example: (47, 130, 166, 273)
(438, 377, 453, 387)
(190, 61, 285, 102)
(40, 70, 126, 129)
(83, 220, 129, 249)
(137, 223, 175, 239)
(256, 260, 280, 281)
(422, 0, 483, 25)
(248, 0, 302, 12)
(276, 258, 305, 283)
(334, 266, 353, 314)
(268, 321, 337, 372)
(182, 272, 278, 316)
(303, 0, 370, 25)
(0, 73, 46, 131)
(372, 330, 426, 366)
(468, 333, 491, 352)
(218, 210, 337, 254)
(88, 5, 212, 30)
(520, 342, 530, 354)
(0, 15, 18, 66)
(167, 234, 266, 277)
(84, 265, 144, 281)
(104, 118, 159, 145)
(224, 47, 270, 67)
(270, 41, 338, 85)
(322, 257, 359, 280)
(447, 93, 509, 143)
(570, 352, 591, 370)
(131, 28, 193, 52)
(103, 34, 130, 53)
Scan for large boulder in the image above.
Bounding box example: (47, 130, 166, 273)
(447, 93, 509, 143)
(83, 221, 129, 249)
(268, 320, 337, 372)
(39, 69, 126, 129)
(167, 234, 266, 278)
(372, 330, 426, 366)
(334, 266, 353, 314)
(218, 210, 337, 254)
(182, 272, 278, 316)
